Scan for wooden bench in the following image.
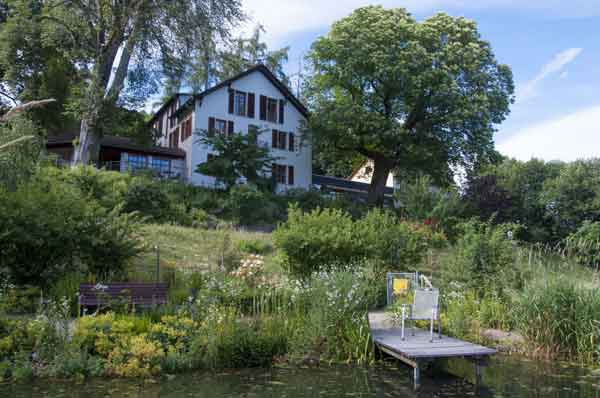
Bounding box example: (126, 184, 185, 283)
(78, 282, 168, 310)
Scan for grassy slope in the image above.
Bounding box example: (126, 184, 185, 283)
(130, 224, 278, 282)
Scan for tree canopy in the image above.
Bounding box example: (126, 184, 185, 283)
(1, 0, 244, 164)
(195, 127, 276, 191)
(305, 6, 514, 203)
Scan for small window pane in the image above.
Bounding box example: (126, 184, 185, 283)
(267, 98, 278, 122)
(151, 157, 170, 173)
(128, 154, 148, 171)
(215, 119, 227, 134)
(234, 91, 247, 116)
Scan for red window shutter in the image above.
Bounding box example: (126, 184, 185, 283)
(228, 90, 234, 114)
(208, 117, 215, 136)
(272, 130, 278, 148)
(288, 133, 295, 152)
(248, 93, 255, 118)
(259, 95, 267, 120)
(228, 120, 234, 136)
(288, 165, 294, 186)
(279, 100, 285, 124)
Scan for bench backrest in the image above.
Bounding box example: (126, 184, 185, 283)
(411, 288, 439, 320)
(79, 283, 168, 306)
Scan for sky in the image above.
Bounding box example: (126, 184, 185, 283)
(239, 0, 600, 163)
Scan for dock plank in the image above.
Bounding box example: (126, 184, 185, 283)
(368, 311, 496, 360)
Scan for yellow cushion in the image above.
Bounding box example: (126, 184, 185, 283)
(393, 278, 409, 295)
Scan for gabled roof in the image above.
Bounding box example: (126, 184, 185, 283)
(152, 64, 309, 123)
(148, 93, 189, 124)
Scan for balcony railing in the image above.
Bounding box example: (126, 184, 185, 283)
(100, 160, 187, 180)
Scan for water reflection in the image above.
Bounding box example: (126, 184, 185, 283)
(1, 356, 599, 397)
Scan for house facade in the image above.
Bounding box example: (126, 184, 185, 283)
(149, 65, 312, 191)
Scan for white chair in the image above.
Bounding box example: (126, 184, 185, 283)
(400, 288, 441, 343)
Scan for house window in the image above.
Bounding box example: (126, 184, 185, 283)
(278, 131, 286, 150)
(234, 91, 247, 116)
(151, 157, 170, 173)
(181, 117, 192, 141)
(272, 164, 287, 184)
(272, 130, 289, 150)
(267, 98, 278, 122)
(128, 154, 148, 171)
(215, 119, 227, 135)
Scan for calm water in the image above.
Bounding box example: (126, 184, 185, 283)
(1, 356, 600, 398)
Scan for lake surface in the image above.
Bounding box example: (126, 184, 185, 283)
(1, 356, 599, 397)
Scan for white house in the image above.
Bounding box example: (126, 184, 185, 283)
(149, 65, 312, 191)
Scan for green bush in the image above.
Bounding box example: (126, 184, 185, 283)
(564, 221, 600, 269)
(194, 305, 287, 368)
(0, 287, 40, 314)
(47, 349, 105, 378)
(356, 208, 446, 270)
(274, 206, 445, 278)
(440, 290, 514, 341)
(286, 268, 381, 363)
(224, 184, 282, 226)
(39, 166, 132, 211)
(394, 175, 464, 240)
(0, 177, 140, 286)
(237, 239, 273, 255)
(513, 278, 600, 362)
(273, 206, 361, 277)
(122, 177, 175, 223)
(442, 220, 521, 296)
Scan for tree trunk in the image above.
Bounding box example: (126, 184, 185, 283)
(72, 111, 101, 165)
(367, 156, 393, 205)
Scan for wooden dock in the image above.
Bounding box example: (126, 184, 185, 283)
(368, 311, 496, 388)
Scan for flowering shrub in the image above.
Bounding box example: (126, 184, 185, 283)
(106, 334, 164, 377)
(231, 254, 265, 286)
(286, 266, 382, 363)
(148, 315, 198, 354)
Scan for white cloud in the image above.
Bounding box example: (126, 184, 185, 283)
(242, 0, 600, 45)
(517, 48, 583, 103)
(496, 105, 600, 162)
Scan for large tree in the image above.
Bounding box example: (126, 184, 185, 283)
(0, 0, 81, 134)
(218, 24, 289, 85)
(21, 0, 244, 164)
(305, 6, 514, 204)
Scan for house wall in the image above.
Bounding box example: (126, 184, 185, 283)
(190, 71, 311, 191)
(350, 160, 395, 188)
